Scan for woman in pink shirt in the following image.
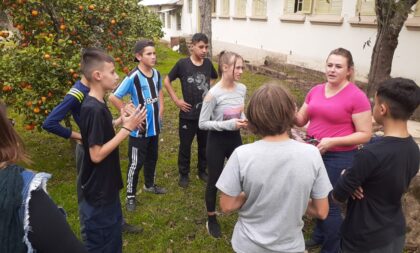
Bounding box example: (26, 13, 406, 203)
(295, 48, 372, 253)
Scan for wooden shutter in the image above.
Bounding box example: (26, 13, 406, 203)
(314, 0, 341, 15)
(284, 0, 295, 14)
(236, 0, 246, 16)
(302, 0, 313, 14)
(222, 0, 230, 16)
(253, 0, 266, 17)
(415, 3, 420, 17)
(358, 0, 375, 16)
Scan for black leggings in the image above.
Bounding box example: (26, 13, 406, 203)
(205, 130, 242, 212)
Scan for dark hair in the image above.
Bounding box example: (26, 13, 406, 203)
(0, 102, 31, 165)
(80, 48, 114, 81)
(191, 33, 209, 44)
(376, 77, 420, 120)
(133, 40, 155, 60)
(218, 50, 243, 77)
(246, 83, 296, 137)
(327, 47, 354, 81)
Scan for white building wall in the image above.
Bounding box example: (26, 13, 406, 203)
(211, 0, 420, 83)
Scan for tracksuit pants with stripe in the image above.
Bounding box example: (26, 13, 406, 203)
(126, 135, 158, 199)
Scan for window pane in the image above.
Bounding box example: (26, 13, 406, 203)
(314, 0, 341, 15)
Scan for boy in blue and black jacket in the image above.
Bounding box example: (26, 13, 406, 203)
(109, 40, 167, 213)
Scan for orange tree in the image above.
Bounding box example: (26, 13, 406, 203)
(0, 0, 163, 130)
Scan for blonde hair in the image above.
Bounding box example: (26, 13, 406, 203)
(218, 51, 243, 77)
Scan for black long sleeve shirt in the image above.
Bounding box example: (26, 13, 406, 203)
(332, 136, 419, 251)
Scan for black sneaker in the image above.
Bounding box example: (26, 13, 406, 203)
(178, 175, 189, 188)
(143, 184, 167, 194)
(198, 171, 208, 182)
(206, 220, 221, 238)
(122, 221, 143, 234)
(126, 198, 136, 212)
(305, 239, 321, 249)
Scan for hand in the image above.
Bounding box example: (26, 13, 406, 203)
(351, 186, 364, 200)
(175, 99, 191, 112)
(316, 137, 334, 154)
(123, 103, 136, 116)
(235, 119, 248, 130)
(122, 105, 146, 131)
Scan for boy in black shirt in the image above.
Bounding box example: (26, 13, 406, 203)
(332, 77, 420, 253)
(164, 33, 218, 188)
(79, 48, 145, 252)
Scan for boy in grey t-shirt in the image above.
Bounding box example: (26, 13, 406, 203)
(216, 83, 332, 253)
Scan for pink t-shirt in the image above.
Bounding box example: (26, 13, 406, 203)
(305, 83, 371, 152)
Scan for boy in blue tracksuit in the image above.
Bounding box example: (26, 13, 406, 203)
(109, 40, 166, 212)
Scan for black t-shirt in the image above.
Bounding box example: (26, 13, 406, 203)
(79, 95, 123, 206)
(168, 57, 218, 120)
(332, 136, 420, 251)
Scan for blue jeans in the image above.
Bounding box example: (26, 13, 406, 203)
(80, 195, 122, 253)
(312, 150, 356, 253)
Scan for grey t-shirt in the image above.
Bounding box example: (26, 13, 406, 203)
(198, 81, 246, 131)
(216, 139, 332, 253)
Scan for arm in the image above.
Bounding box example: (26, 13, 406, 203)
(42, 95, 82, 141)
(317, 111, 372, 153)
(108, 93, 125, 111)
(89, 106, 146, 163)
(28, 190, 88, 253)
(159, 89, 164, 119)
(163, 76, 191, 112)
(294, 103, 309, 127)
(332, 149, 376, 202)
(198, 93, 244, 131)
(220, 192, 246, 214)
(306, 197, 329, 220)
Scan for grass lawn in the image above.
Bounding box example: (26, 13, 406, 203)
(14, 44, 318, 252)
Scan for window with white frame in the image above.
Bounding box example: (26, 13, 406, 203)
(176, 11, 182, 30)
(235, 0, 247, 17)
(221, 0, 230, 16)
(284, 0, 313, 14)
(313, 0, 342, 15)
(252, 0, 267, 17)
(188, 0, 193, 13)
(356, 0, 375, 16)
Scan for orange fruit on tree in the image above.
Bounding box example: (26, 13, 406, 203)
(88, 4, 95, 10)
(25, 124, 35, 131)
(31, 10, 38, 17)
(117, 31, 123, 36)
(48, 91, 53, 97)
(111, 19, 116, 25)
(43, 53, 51, 60)
(59, 24, 66, 31)
(79, 5, 83, 11)
(26, 101, 32, 107)
(41, 96, 47, 103)
(33, 107, 40, 113)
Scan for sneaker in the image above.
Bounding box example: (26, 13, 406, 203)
(143, 184, 167, 194)
(198, 171, 208, 182)
(122, 221, 143, 234)
(305, 239, 321, 249)
(206, 220, 221, 238)
(179, 175, 189, 188)
(126, 198, 136, 212)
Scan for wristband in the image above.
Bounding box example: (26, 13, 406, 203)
(121, 126, 132, 132)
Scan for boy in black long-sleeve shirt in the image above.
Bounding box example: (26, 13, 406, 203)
(332, 77, 420, 253)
